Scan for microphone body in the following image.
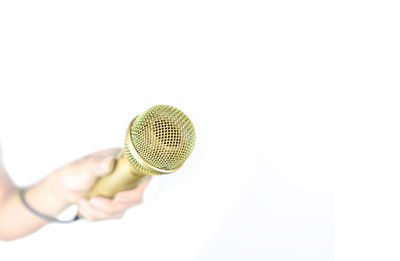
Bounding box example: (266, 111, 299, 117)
(84, 105, 195, 200)
(87, 152, 148, 198)
(86, 119, 147, 199)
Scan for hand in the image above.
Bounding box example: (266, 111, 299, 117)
(49, 148, 151, 221)
(77, 178, 150, 221)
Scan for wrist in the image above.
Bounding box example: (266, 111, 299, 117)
(25, 174, 72, 217)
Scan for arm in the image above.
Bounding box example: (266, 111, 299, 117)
(0, 148, 150, 241)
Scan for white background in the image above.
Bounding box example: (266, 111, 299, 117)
(0, 0, 399, 260)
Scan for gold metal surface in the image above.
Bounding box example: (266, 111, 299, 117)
(86, 152, 149, 199)
(82, 105, 196, 209)
(127, 105, 196, 175)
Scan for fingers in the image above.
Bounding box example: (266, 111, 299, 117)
(78, 178, 151, 222)
(78, 200, 123, 221)
(89, 197, 132, 216)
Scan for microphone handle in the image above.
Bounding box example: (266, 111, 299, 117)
(87, 152, 149, 199)
(76, 152, 149, 219)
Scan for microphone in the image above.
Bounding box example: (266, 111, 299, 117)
(85, 105, 196, 199)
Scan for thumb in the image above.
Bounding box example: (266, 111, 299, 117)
(70, 149, 119, 187)
(86, 148, 121, 178)
(82, 148, 121, 175)
(90, 155, 116, 177)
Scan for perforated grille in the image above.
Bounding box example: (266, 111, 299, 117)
(129, 105, 196, 172)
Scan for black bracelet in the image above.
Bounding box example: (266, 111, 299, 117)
(18, 188, 79, 224)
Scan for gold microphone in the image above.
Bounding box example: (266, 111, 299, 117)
(85, 105, 196, 200)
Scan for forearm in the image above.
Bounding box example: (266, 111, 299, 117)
(0, 174, 70, 241)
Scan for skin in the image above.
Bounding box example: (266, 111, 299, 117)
(0, 148, 150, 241)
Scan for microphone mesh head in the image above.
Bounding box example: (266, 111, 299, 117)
(126, 105, 196, 175)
